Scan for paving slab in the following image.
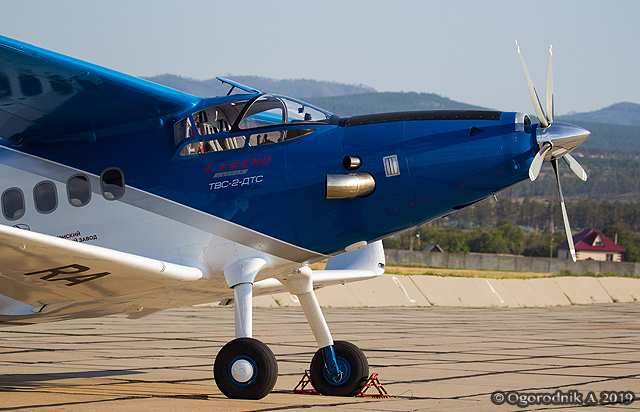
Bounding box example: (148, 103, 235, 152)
(333, 274, 430, 307)
(482, 278, 521, 307)
(438, 277, 494, 307)
(554, 277, 600, 304)
(501, 278, 547, 307)
(408, 275, 461, 306)
(2, 305, 640, 411)
(598, 277, 638, 303)
(528, 278, 572, 306)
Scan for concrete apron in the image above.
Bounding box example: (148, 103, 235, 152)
(250, 274, 640, 308)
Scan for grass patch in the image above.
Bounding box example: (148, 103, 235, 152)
(311, 260, 634, 279)
(553, 269, 620, 278)
(384, 266, 553, 279)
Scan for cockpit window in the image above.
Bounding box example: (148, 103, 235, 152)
(176, 99, 251, 156)
(238, 95, 332, 130)
(282, 97, 332, 124)
(238, 95, 286, 129)
(248, 129, 315, 146)
(177, 95, 330, 156)
(174, 116, 193, 145)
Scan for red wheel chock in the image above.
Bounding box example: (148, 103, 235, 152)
(293, 370, 319, 395)
(293, 370, 388, 398)
(356, 373, 389, 398)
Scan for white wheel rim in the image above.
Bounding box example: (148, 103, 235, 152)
(231, 359, 254, 383)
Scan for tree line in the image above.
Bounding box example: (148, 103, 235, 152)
(382, 198, 640, 262)
(451, 197, 640, 233)
(383, 221, 640, 262)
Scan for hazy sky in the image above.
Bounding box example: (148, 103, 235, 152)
(1, 0, 637, 115)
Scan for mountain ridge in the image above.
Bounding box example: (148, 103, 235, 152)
(145, 74, 640, 126)
(559, 102, 640, 126)
(143, 74, 376, 99)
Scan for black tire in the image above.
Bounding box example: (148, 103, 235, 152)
(213, 338, 278, 399)
(309, 341, 369, 397)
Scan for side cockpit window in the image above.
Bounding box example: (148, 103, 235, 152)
(177, 95, 330, 156)
(67, 174, 91, 207)
(238, 96, 286, 129)
(177, 101, 248, 156)
(248, 129, 315, 146)
(101, 168, 125, 200)
(34, 181, 57, 214)
(2, 188, 25, 220)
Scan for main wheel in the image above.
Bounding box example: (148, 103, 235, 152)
(213, 338, 278, 399)
(309, 340, 369, 397)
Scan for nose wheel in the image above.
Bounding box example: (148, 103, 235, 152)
(213, 338, 278, 399)
(309, 340, 369, 397)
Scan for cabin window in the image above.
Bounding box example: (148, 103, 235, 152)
(34, 181, 57, 214)
(248, 129, 315, 146)
(67, 174, 91, 206)
(101, 168, 125, 200)
(2, 188, 25, 220)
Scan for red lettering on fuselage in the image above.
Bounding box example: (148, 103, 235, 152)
(207, 157, 272, 172)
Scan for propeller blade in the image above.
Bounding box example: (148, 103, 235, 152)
(552, 159, 576, 262)
(546, 45, 553, 124)
(516, 40, 549, 128)
(529, 142, 552, 181)
(562, 153, 588, 181)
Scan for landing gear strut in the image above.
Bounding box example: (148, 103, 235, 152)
(215, 260, 370, 399)
(284, 266, 369, 397)
(215, 258, 277, 400)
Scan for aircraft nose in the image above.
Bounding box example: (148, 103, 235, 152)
(535, 122, 590, 160)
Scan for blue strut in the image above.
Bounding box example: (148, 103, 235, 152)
(323, 345, 343, 382)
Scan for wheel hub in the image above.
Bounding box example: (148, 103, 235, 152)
(231, 358, 254, 383)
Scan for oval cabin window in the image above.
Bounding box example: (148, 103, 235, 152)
(67, 174, 91, 207)
(101, 168, 124, 200)
(34, 181, 57, 214)
(2, 188, 25, 220)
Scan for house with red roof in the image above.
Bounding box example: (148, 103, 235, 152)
(557, 228, 626, 262)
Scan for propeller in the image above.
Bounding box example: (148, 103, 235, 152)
(516, 41, 591, 262)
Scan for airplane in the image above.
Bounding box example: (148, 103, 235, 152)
(0, 35, 589, 399)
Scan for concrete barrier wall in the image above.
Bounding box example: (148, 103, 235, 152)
(385, 249, 640, 277)
(250, 274, 640, 308)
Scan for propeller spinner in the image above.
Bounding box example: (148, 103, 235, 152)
(516, 41, 590, 262)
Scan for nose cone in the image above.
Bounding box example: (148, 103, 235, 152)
(536, 122, 590, 161)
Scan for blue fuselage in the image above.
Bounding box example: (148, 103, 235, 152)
(15, 95, 535, 256)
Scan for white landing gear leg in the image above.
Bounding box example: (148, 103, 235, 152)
(213, 258, 277, 399)
(284, 266, 369, 397)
